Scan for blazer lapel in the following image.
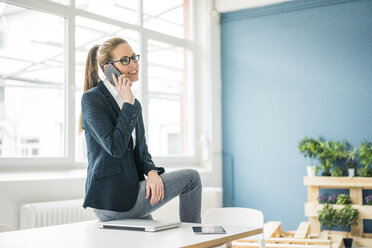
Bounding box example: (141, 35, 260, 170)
(97, 81, 120, 114)
(98, 81, 143, 146)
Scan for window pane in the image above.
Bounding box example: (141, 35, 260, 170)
(143, 0, 192, 40)
(147, 40, 193, 156)
(0, 4, 65, 157)
(75, 16, 140, 161)
(75, 0, 138, 25)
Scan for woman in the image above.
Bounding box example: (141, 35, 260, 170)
(80, 37, 202, 222)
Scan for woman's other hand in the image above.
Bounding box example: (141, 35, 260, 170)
(146, 170, 164, 206)
(113, 73, 134, 104)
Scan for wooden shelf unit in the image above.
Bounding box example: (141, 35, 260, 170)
(304, 176, 372, 238)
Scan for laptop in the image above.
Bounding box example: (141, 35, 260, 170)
(97, 219, 182, 232)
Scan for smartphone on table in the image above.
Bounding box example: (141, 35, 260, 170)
(192, 226, 226, 235)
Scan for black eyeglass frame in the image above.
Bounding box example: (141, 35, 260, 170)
(106, 54, 140, 66)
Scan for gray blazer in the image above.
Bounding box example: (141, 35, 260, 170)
(81, 81, 164, 212)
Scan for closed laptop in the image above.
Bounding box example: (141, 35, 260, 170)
(97, 219, 182, 232)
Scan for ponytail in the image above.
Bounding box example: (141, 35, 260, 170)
(79, 45, 100, 133)
(84, 45, 100, 92)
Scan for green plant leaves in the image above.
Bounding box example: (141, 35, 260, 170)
(299, 137, 320, 165)
(336, 194, 352, 205)
(318, 203, 338, 231)
(359, 140, 372, 168)
(357, 166, 372, 177)
(331, 167, 346, 177)
(337, 205, 359, 228)
(318, 204, 359, 235)
(299, 137, 372, 176)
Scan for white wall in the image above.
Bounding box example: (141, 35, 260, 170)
(0, 174, 86, 230)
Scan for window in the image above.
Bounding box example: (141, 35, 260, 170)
(20, 138, 40, 157)
(75, 0, 138, 24)
(147, 40, 193, 156)
(0, 0, 196, 166)
(143, 0, 192, 39)
(0, 4, 65, 158)
(167, 133, 179, 155)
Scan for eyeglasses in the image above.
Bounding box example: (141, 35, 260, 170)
(107, 54, 140, 66)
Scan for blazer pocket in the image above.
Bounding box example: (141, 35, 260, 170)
(94, 165, 122, 179)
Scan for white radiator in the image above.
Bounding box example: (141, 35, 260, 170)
(20, 199, 96, 230)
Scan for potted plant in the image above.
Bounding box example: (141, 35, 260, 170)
(346, 146, 358, 177)
(337, 205, 359, 248)
(318, 203, 337, 237)
(299, 137, 320, 177)
(331, 167, 346, 177)
(365, 195, 372, 205)
(317, 139, 339, 176)
(318, 194, 337, 204)
(318, 194, 329, 204)
(331, 140, 350, 177)
(335, 139, 349, 159)
(358, 140, 372, 177)
(336, 194, 351, 205)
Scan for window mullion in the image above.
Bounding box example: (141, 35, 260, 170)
(139, 0, 148, 130)
(138, 0, 143, 26)
(140, 34, 149, 132)
(66, 13, 76, 163)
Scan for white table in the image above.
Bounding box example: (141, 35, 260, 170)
(0, 220, 263, 248)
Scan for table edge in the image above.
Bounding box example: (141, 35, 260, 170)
(181, 227, 263, 248)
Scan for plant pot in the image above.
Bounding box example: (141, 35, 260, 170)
(322, 171, 331, 176)
(343, 238, 353, 248)
(306, 166, 316, 177)
(348, 168, 355, 177)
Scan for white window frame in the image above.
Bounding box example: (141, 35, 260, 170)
(0, 0, 209, 169)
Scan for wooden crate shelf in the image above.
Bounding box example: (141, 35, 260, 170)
(303, 176, 372, 243)
(305, 203, 372, 219)
(304, 176, 372, 188)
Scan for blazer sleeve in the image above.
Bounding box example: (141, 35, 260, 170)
(81, 91, 141, 158)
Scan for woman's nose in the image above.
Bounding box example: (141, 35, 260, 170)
(128, 61, 136, 68)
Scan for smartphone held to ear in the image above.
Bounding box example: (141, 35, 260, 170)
(104, 63, 122, 86)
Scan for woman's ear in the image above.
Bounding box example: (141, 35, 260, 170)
(103, 64, 108, 71)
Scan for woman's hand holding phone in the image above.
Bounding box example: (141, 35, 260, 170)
(112, 73, 134, 105)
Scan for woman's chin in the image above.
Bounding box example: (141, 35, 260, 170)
(129, 76, 139, 82)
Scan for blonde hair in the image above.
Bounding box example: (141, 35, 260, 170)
(79, 37, 128, 132)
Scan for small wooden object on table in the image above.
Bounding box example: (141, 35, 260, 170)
(232, 221, 343, 248)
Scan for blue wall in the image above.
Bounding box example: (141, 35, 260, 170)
(221, 0, 372, 230)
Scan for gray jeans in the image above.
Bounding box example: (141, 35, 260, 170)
(93, 169, 202, 223)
